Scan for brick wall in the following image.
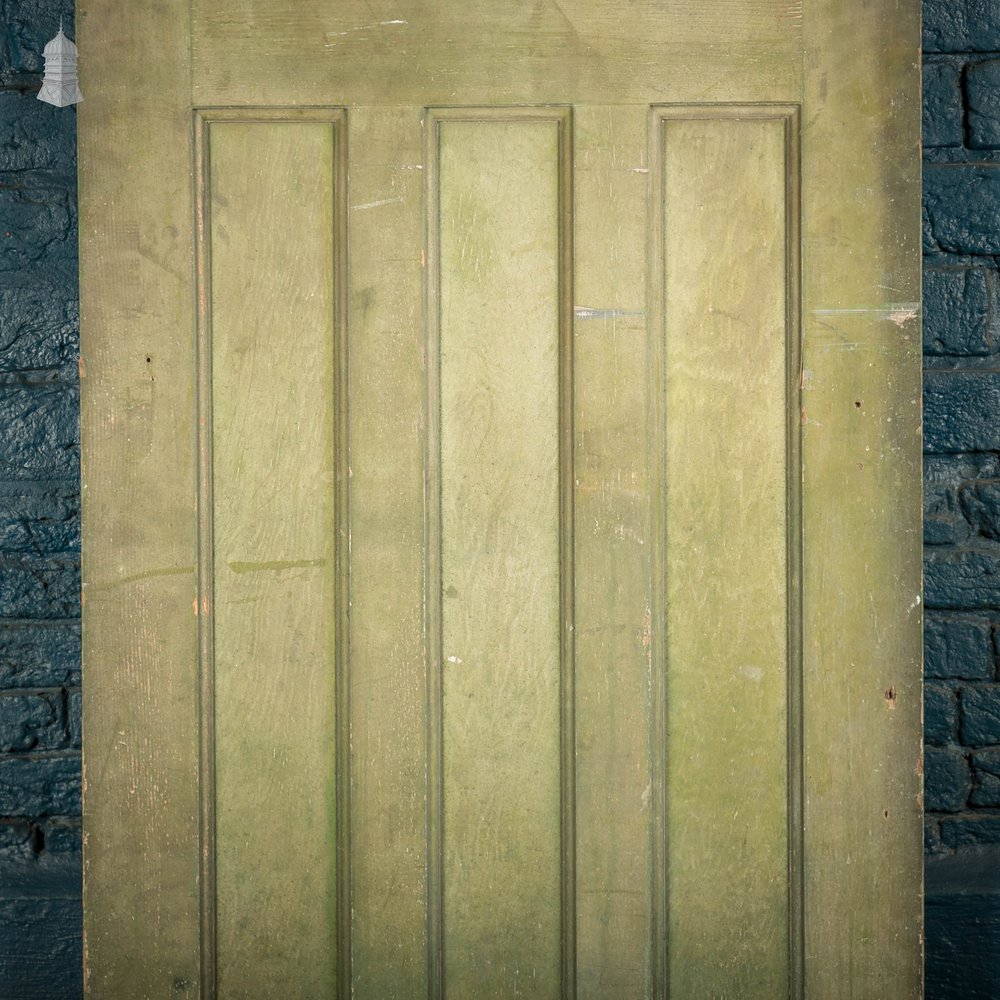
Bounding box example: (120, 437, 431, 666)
(923, 1, 1000, 996)
(0, 1, 82, 997)
(923, 0, 1000, 853)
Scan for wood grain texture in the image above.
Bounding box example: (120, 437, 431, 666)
(430, 111, 571, 1000)
(78, 0, 202, 994)
(801, 1, 923, 996)
(654, 108, 795, 1000)
(78, 2, 922, 996)
(203, 115, 344, 998)
(191, 0, 802, 108)
(347, 106, 429, 1000)
(572, 105, 655, 1000)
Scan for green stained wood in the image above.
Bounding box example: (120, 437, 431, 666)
(572, 105, 655, 1000)
(347, 106, 428, 1000)
(78, 0, 202, 995)
(78, 2, 922, 997)
(657, 110, 794, 999)
(434, 114, 567, 1000)
(801, 1, 923, 995)
(206, 117, 341, 997)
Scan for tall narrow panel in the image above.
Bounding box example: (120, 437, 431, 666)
(433, 114, 567, 999)
(206, 118, 341, 997)
(657, 111, 794, 998)
(572, 105, 655, 1000)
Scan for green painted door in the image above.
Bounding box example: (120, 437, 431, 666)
(77, 2, 923, 997)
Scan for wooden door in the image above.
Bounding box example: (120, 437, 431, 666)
(77, 2, 923, 998)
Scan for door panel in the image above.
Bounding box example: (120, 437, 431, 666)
(657, 107, 797, 999)
(78, 2, 922, 998)
(200, 111, 346, 997)
(433, 110, 569, 1000)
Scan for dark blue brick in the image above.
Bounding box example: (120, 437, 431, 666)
(0, 487, 79, 555)
(0, 623, 80, 689)
(0, 268, 78, 376)
(941, 813, 1000, 849)
(927, 746, 973, 811)
(924, 166, 1000, 255)
(972, 749, 1000, 806)
(924, 372, 1000, 452)
(42, 820, 80, 855)
(0, 694, 62, 753)
(963, 685, 1000, 746)
(0, 385, 79, 480)
(926, 614, 996, 680)
(962, 480, 1000, 542)
(926, 550, 1000, 610)
(924, 269, 997, 357)
(925, 455, 1000, 548)
(0, 821, 36, 864)
(0, 185, 76, 271)
(0, 90, 75, 178)
(924, 61, 965, 149)
(0, 0, 76, 86)
(924, 0, 1000, 53)
(969, 60, 1000, 150)
(0, 557, 79, 620)
(0, 755, 80, 817)
(925, 511, 967, 546)
(928, 682, 961, 745)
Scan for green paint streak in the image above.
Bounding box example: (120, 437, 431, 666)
(227, 559, 326, 574)
(89, 565, 195, 589)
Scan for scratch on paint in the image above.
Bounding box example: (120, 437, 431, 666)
(351, 196, 405, 211)
(325, 19, 407, 44)
(574, 306, 646, 320)
(813, 302, 920, 328)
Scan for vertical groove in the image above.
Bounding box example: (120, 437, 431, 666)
(785, 106, 805, 1000)
(647, 107, 669, 1000)
(557, 109, 577, 1000)
(333, 111, 353, 1000)
(193, 109, 217, 1000)
(424, 109, 446, 1000)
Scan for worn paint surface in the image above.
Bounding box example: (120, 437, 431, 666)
(78, 1, 922, 997)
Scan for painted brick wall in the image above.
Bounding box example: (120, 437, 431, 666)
(0, 1, 82, 997)
(923, 1, 1000, 997)
(923, 0, 1000, 853)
